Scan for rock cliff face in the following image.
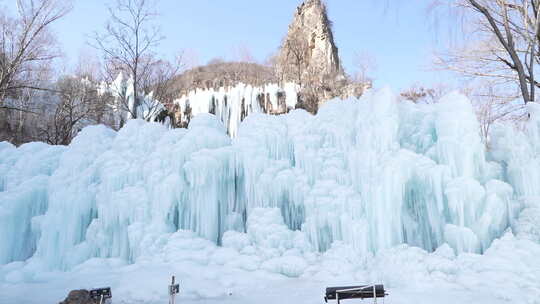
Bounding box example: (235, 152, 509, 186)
(275, 0, 365, 113)
(277, 0, 344, 84)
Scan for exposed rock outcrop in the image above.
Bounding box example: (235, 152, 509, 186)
(59, 290, 100, 304)
(277, 0, 344, 84)
(276, 0, 366, 113)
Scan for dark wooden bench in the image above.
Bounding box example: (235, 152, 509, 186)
(325, 285, 386, 303)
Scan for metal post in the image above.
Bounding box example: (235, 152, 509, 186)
(171, 276, 176, 304)
(99, 294, 104, 304)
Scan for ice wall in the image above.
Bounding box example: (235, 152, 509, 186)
(174, 82, 299, 137)
(0, 88, 537, 271)
(0, 142, 65, 264)
(489, 102, 540, 243)
(102, 73, 166, 127)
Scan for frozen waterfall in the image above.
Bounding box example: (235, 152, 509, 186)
(1, 88, 538, 271)
(174, 82, 299, 137)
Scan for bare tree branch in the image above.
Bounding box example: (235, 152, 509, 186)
(90, 0, 165, 120)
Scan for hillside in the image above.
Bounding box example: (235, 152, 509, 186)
(171, 61, 277, 93)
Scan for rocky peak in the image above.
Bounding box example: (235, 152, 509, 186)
(277, 0, 343, 84)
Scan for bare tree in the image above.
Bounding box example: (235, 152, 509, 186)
(353, 51, 377, 89)
(234, 45, 256, 63)
(74, 48, 102, 80)
(436, 0, 540, 105)
(0, 0, 71, 110)
(92, 0, 163, 119)
(37, 76, 112, 145)
(468, 79, 524, 146)
(279, 37, 309, 86)
(400, 83, 449, 104)
(0, 0, 71, 144)
(139, 54, 184, 119)
(0, 85, 42, 144)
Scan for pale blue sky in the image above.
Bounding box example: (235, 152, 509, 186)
(3, 0, 454, 90)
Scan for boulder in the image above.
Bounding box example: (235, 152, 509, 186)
(59, 290, 100, 304)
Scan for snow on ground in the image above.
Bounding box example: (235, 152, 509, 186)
(1, 88, 540, 303)
(1, 230, 539, 303)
